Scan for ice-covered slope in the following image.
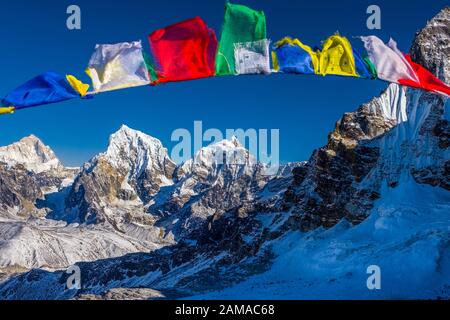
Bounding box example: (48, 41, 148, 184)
(193, 181, 450, 299)
(178, 136, 258, 179)
(294, 78, 447, 227)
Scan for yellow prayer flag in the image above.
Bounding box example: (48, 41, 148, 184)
(319, 35, 358, 77)
(0, 106, 15, 115)
(66, 75, 90, 97)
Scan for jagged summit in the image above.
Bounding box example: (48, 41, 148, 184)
(179, 135, 259, 181)
(200, 135, 248, 156)
(192, 136, 252, 163)
(217, 135, 243, 149)
(110, 124, 155, 142)
(107, 125, 168, 156)
(411, 6, 450, 82)
(21, 134, 40, 142)
(95, 125, 176, 182)
(64, 125, 177, 225)
(0, 134, 61, 173)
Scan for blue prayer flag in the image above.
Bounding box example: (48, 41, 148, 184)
(2, 72, 79, 109)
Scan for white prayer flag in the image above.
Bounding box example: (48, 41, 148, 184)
(234, 39, 271, 75)
(87, 41, 150, 93)
(360, 36, 418, 84)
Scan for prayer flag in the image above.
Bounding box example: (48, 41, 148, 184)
(360, 36, 419, 84)
(234, 39, 271, 75)
(319, 35, 358, 77)
(2, 72, 79, 109)
(272, 37, 319, 74)
(149, 17, 217, 83)
(86, 41, 150, 93)
(216, 3, 267, 76)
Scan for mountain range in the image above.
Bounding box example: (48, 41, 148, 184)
(0, 7, 449, 300)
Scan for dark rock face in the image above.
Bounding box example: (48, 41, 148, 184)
(65, 158, 127, 224)
(0, 163, 44, 217)
(281, 93, 399, 231)
(410, 7, 450, 81)
(64, 126, 176, 226)
(281, 7, 450, 232)
(0, 135, 77, 219)
(146, 138, 279, 239)
(408, 8, 450, 190)
(433, 120, 450, 149)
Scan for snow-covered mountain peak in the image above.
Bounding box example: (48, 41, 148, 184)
(181, 136, 257, 174)
(207, 136, 246, 153)
(22, 134, 40, 142)
(0, 134, 61, 173)
(229, 135, 243, 148)
(99, 125, 175, 180)
(108, 125, 164, 154)
(65, 125, 177, 225)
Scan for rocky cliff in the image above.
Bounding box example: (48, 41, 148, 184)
(281, 7, 449, 232)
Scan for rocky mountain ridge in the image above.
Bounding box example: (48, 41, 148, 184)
(281, 7, 449, 232)
(0, 124, 296, 270)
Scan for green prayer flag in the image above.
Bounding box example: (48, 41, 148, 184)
(215, 2, 267, 76)
(363, 56, 378, 79)
(143, 52, 160, 83)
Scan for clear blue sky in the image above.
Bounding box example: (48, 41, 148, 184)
(0, 0, 447, 166)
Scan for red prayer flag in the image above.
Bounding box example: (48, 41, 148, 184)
(398, 54, 450, 97)
(148, 17, 218, 84)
